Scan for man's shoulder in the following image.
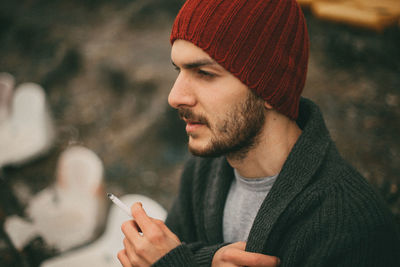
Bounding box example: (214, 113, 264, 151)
(302, 149, 396, 229)
(317, 143, 374, 196)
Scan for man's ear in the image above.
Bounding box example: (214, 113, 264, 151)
(264, 101, 273, 110)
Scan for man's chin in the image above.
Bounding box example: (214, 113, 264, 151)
(189, 148, 218, 158)
(188, 142, 210, 157)
(188, 143, 224, 158)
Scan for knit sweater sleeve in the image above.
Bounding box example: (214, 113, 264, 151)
(152, 242, 226, 267)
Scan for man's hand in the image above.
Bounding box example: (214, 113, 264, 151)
(118, 202, 181, 267)
(212, 242, 280, 267)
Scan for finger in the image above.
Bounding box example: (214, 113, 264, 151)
(151, 218, 166, 228)
(152, 219, 180, 242)
(123, 238, 150, 266)
(225, 249, 280, 267)
(123, 238, 137, 263)
(227, 241, 247, 250)
(117, 249, 133, 267)
(121, 220, 142, 244)
(131, 202, 156, 234)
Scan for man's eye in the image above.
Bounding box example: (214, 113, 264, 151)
(197, 70, 215, 78)
(174, 66, 181, 73)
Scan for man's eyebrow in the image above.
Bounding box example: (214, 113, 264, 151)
(171, 59, 217, 69)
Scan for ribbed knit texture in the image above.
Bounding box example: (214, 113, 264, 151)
(152, 244, 198, 267)
(161, 98, 400, 266)
(170, 0, 309, 120)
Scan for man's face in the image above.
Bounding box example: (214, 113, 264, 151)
(169, 40, 265, 159)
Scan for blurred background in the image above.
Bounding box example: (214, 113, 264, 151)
(0, 0, 399, 266)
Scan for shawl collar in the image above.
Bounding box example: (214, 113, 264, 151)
(246, 98, 332, 252)
(203, 157, 234, 244)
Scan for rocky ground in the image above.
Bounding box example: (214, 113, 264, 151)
(0, 1, 399, 266)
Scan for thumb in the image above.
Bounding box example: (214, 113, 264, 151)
(227, 241, 247, 250)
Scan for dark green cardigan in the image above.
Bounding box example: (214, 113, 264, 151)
(154, 98, 400, 267)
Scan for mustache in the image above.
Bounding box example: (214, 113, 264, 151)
(178, 108, 209, 126)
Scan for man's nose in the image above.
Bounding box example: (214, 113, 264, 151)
(168, 73, 196, 109)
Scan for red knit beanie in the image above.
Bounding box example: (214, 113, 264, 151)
(170, 0, 309, 120)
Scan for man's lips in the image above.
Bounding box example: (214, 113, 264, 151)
(183, 118, 201, 124)
(178, 108, 209, 133)
(184, 119, 206, 133)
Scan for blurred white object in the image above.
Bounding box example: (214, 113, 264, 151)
(4, 145, 106, 252)
(40, 194, 167, 267)
(0, 81, 54, 167)
(0, 72, 15, 123)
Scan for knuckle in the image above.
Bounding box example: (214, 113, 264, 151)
(128, 255, 139, 266)
(253, 256, 263, 266)
(134, 243, 146, 257)
(251, 254, 278, 266)
(152, 218, 164, 225)
(117, 249, 125, 260)
(219, 248, 233, 262)
(147, 230, 164, 243)
(121, 221, 130, 233)
(131, 202, 142, 214)
(251, 254, 266, 266)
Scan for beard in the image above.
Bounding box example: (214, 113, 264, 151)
(178, 90, 265, 160)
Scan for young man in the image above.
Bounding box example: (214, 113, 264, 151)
(118, 1, 400, 266)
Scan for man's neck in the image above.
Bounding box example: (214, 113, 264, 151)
(227, 110, 302, 178)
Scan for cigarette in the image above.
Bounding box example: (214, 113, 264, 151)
(107, 193, 133, 219)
